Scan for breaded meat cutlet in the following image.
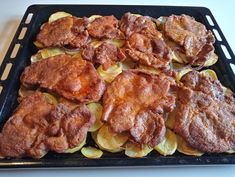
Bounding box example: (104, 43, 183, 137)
(102, 70, 176, 147)
(36, 16, 89, 48)
(174, 70, 235, 153)
(120, 13, 172, 69)
(163, 14, 215, 65)
(20, 54, 105, 103)
(0, 92, 95, 158)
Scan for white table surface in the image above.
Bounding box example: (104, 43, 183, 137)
(0, 0, 234, 176)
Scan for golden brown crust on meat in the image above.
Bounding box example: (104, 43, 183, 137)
(102, 70, 176, 147)
(20, 54, 106, 103)
(174, 71, 235, 153)
(0, 92, 95, 158)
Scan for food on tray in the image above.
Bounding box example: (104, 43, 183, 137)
(36, 16, 89, 48)
(121, 13, 172, 69)
(102, 70, 176, 147)
(0, 92, 95, 158)
(156, 14, 218, 66)
(173, 70, 235, 153)
(1, 11, 234, 160)
(20, 54, 106, 103)
(81, 146, 103, 158)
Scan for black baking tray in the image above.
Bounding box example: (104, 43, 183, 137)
(0, 5, 235, 169)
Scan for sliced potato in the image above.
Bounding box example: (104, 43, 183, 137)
(97, 124, 128, 152)
(204, 53, 218, 67)
(177, 135, 204, 156)
(18, 87, 34, 97)
(31, 48, 65, 63)
(107, 39, 125, 48)
(226, 149, 235, 154)
(132, 13, 142, 17)
(34, 41, 44, 48)
(97, 63, 122, 83)
(88, 15, 102, 22)
(81, 146, 103, 158)
(200, 69, 218, 80)
(172, 51, 185, 64)
(154, 129, 177, 156)
(90, 40, 103, 48)
(87, 103, 103, 132)
(91, 131, 123, 152)
(43, 93, 58, 105)
(64, 137, 86, 153)
(48, 11, 72, 23)
(165, 111, 176, 130)
(125, 142, 153, 158)
(176, 68, 192, 82)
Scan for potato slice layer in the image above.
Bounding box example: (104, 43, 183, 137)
(81, 146, 103, 158)
(87, 103, 103, 132)
(125, 142, 153, 158)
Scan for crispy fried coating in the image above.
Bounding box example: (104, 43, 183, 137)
(174, 71, 235, 153)
(20, 54, 105, 103)
(102, 70, 176, 147)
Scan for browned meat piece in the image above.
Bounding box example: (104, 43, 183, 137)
(0, 92, 95, 158)
(125, 33, 172, 69)
(81, 42, 126, 70)
(95, 42, 126, 70)
(120, 12, 161, 37)
(87, 16, 124, 39)
(102, 70, 176, 147)
(20, 54, 105, 103)
(174, 71, 235, 153)
(36, 16, 89, 48)
(164, 14, 215, 65)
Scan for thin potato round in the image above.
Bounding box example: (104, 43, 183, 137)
(34, 41, 44, 48)
(97, 63, 122, 83)
(154, 129, 177, 156)
(48, 11, 72, 23)
(204, 53, 218, 67)
(176, 68, 192, 82)
(125, 142, 153, 158)
(87, 103, 103, 132)
(107, 39, 125, 48)
(177, 135, 204, 156)
(90, 40, 103, 48)
(165, 111, 176, 130)
(64, 137, 86, 153)
(200, 69, 218, 80)
(97, 124, 128, 151)
(91, 131, 123, 152)
(88, 15, 102, 22)
(18, 87, 35, 97)
(43, 93, 58, 105)
(226, 149, 235, 154)
(81, 146, 103, 158)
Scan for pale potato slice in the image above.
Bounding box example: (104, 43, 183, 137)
(43, 93, 58, 105)
(176, 68, 192, 82)
(177, 135, 204, 156)
(172, 51, 185, 63)
(200, 69, 218, 80)
(97, 63, 122, 83)
(226, 149, 235, 154)
(125, 142, 153, 158)
(165, 111, 176, 130)
(81, 146, 103, 158)
(64, 49, 80, 56)
(31, 48, 65, 63)
(90, 40, 103, 48)
(154, 129, 177, 156)
(91, 131, 123, 152)
(48, 11, 72, 23)
(132, 13, 142, 17)
(64, 136, 86, 153)
(18, 87, 35, 97)
(107, 39, 125, 48)
(87, 103, 103, 132)
(97, 124, 128, 152)
(204, 53, 218, 67)
(88, 15, 102, 22)
(34, 41, 44, 48)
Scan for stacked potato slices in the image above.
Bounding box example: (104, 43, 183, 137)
(0, 11, 234, 160)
